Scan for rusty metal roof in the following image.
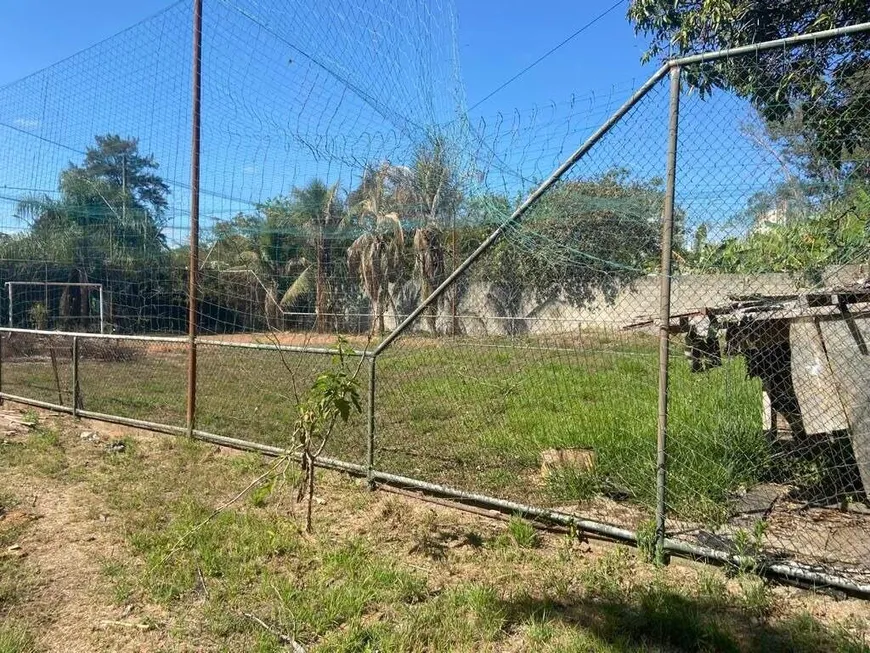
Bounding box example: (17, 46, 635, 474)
(624, 281, 870, 332)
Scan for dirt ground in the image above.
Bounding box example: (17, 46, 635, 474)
(1, 414, 170, 652)
(3, 406, 870, 651)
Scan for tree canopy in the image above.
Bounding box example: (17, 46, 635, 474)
(1, 134, 175, 331)
(628, 0, 870, 178)
(690, 183, 870, 281)
(14, 134, 170, 264)
(475, 169, 674, 312)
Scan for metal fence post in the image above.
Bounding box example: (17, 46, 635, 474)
(0, 332, 4, 406)
(367, 355, 376, 489)
(656, 64, 682, 563)
(72, 335, 80, 417)
(186, 0, 203, 438)
(98, 286, 105, 334)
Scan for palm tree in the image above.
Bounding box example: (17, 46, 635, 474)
(410, 136, 461, 334)
(14, 195, 93, 325)
(265, 180, 345, 333)
(347, 164, 408, 336)
(214, 181, 346, 333)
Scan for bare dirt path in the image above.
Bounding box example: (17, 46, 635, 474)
(2, 415, 168, 652)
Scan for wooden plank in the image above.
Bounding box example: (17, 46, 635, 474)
(790, 318, 849, 435)
(818, 316, 870, 495)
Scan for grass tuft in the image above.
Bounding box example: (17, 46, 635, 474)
(504, 516, 539, 549)
(0, 623, 37, 653)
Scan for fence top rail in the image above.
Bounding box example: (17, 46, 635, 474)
(198, 338, 369, 357)
(0, 327, 372, 356)
(0, 327, 185, 343)
(5, 282, 104, 287)
(667, 21, 870, 67)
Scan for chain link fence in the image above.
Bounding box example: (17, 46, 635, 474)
(1, 0, 869, 592)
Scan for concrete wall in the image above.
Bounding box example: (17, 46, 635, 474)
(380, 264, 868, 337)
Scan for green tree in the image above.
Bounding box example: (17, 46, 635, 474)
(18, 135, 169, 257)
(493, 169, 673, 309)
(210, 180, 346, 333)
(67, 133, 170, 219)
(409, 136, 462, 333)
(692, 183, 870, 281)
(628, 0, 870, 178)
(347, 164, 408, 336)
(8, 134, 171, 328)
(271, 180, 345, 333)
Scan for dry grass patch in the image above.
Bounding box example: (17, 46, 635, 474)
(0, 405, 869, 651)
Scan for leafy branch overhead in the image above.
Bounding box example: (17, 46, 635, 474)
(628, 0, 870, 179)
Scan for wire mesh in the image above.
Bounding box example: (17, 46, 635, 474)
(77, 337, 188, 428)
(0, 0, 868, 588)
(374, 72, 671, 537)
(662, 38, 870, 581)
(0, 1, 193, 335)
(0, 331, 74, 408)
(195, 340, 370, 464)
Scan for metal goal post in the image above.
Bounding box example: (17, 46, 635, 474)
(5, 282, 105, 334)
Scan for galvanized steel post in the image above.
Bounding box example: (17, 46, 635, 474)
(655, 64, 681, 563)
(186, 0, 203, 438)
(72, 336, 80, 417)
(367, 356, 376, 489)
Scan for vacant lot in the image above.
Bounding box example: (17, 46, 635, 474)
(1, 406, 870, 652)
(2, 330, 766, 526)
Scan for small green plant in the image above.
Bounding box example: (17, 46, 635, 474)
(222, 335, 366, 533)
(733, 519, 768, 576)
(505, 515, 539, 549)
(21, 409, 38, 427)
(287, 338, 364, 533)
(149, 338, 366, 577)
(696, 570, 728, 607)
(557, 521, 584, 562)
(636, 519, 658, 564)
(249, 478, 275, 508)
(752, 520, 768, 547)
(738, 574, 773, 619)
(523, 613, 556, 646)
(580, 546, 635, 599)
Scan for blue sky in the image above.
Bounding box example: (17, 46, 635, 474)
(0, 0, 771, 244)
(0, 0, 654, 112)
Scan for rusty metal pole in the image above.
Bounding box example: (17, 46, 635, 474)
(186, 0, 203, 438)
(655, 64, 681, 564)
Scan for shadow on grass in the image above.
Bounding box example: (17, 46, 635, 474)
(496, 583, 867, 653)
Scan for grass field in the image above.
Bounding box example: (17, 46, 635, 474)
(2, 410, 869, 651)
(0, 329, 770, 528)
